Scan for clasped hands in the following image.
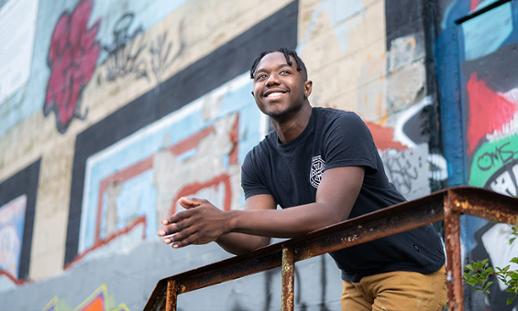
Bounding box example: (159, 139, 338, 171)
(158, 197, 229, 248)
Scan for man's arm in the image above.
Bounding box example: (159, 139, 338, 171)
(215, 194, 275, 255)
(159, 166, 364, 248)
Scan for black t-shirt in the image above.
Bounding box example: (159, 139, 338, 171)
(241, 107, 445, 282)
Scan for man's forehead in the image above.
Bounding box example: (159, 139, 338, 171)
(256, 52, 296, 70)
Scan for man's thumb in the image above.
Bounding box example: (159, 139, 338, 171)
(178, 197, 202, 209)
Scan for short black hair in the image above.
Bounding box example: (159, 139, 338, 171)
(250, 48, 308, 80)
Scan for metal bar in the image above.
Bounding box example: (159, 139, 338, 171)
(291, 194, 444, 261)
(177, 250, 282, 294)
(177, 191, 444, 294)
(444, 191, 464, 311)
(281, 247, 295, 311)
(450, 187, 518, 224)
(143, 187, 518, 309)
(165, 280, 178, 311)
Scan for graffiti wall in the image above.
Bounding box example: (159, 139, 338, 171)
(71, 73, 261, 267)
(0, 160, 39, 292)
(2, 0, 505, 309)
(43, 284, 129, 311)
(436, 0, 518, 310)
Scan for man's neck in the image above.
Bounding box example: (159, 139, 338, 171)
(272, 103, 312, 144)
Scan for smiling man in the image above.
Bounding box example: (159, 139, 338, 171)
(159, 48, 447, 310)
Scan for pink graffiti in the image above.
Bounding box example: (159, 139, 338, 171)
(466, 73, 517, 155)
(44, 0, 100, 133)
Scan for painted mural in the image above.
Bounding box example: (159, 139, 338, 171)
(2, 0, 515, 309)
(0, 0, 186, 136)
(0, 196, 26, 283)
(71, 73, 263, 267)
(462, 3, 518, 308)
(0, 160, 39, 293)
(436, 0, 518, 309)
(0, 0, 448, 309)
(368, 97, 448, 200)
(0, 0, 38, 104)
(43, 0, 101, 133)
(43, 284, 129, 311)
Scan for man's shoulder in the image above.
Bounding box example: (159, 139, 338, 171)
(245, 134, 274, 162)
(313, 107, 365, 134)
(314, 107, 360, 122)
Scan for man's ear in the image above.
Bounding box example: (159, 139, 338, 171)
(304, 80, 313, 98)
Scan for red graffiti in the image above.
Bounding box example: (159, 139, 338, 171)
(366, 122, 407, 151)
(172, 174, 233, 214)
(466, 73, 517, 155)
(229, 115, 239, 165)
(0, 270, 27, 286)
(44, 0, 100, 133)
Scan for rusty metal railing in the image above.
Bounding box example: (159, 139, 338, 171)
(144, 187, 518, 311)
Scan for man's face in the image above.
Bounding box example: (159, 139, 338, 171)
(252, 52, 312, 119)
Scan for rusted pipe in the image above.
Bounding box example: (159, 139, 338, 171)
(281, 247, 295, 311)
(444, 191, 463, 311)
(165, 279, 178, 311)
(450, 188, 518, 224)
(143, 187, 517, 310)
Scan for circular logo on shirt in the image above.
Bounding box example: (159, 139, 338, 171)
(310, 155, 325, 188)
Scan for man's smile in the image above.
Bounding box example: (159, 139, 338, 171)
(263, 88, 289, 97)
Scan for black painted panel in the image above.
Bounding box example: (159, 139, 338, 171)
(0, 160, 40, 279)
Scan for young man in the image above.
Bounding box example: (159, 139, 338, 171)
(159, 48, 447, 310)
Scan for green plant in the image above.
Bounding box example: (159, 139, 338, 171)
(463, 224, 518, 305)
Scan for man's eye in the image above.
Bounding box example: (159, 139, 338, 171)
(280, 70, 290, 76)
(255, 74, 267, 81)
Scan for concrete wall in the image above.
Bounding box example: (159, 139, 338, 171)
(0, 0, 514, 310)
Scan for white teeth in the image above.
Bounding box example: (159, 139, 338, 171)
(266, 91, 285, 97)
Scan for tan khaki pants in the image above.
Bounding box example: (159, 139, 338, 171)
(341, 266, 447, 311)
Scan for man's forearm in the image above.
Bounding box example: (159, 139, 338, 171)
(217, 202, 339, 255)
(216, 232, 270, 255)
(226, 202, 345, 238)
(160, 167, 361, 249)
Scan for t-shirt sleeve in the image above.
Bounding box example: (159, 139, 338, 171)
(323, 113, 378, 173)
(241, 150, 271, 199)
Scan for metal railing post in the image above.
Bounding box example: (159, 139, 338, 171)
(165, 279, 178, 311)
(281, 247, 295, 311)
(444, 191, 464, 311)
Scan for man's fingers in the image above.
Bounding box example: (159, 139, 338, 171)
(160, 197, 207, 227)
(170, 227, 198, 247)
(160, 208, 195, 226)
(172, 233, 199, 248)
(162, 235, 174, 244)
(158, 218, 193, 236)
